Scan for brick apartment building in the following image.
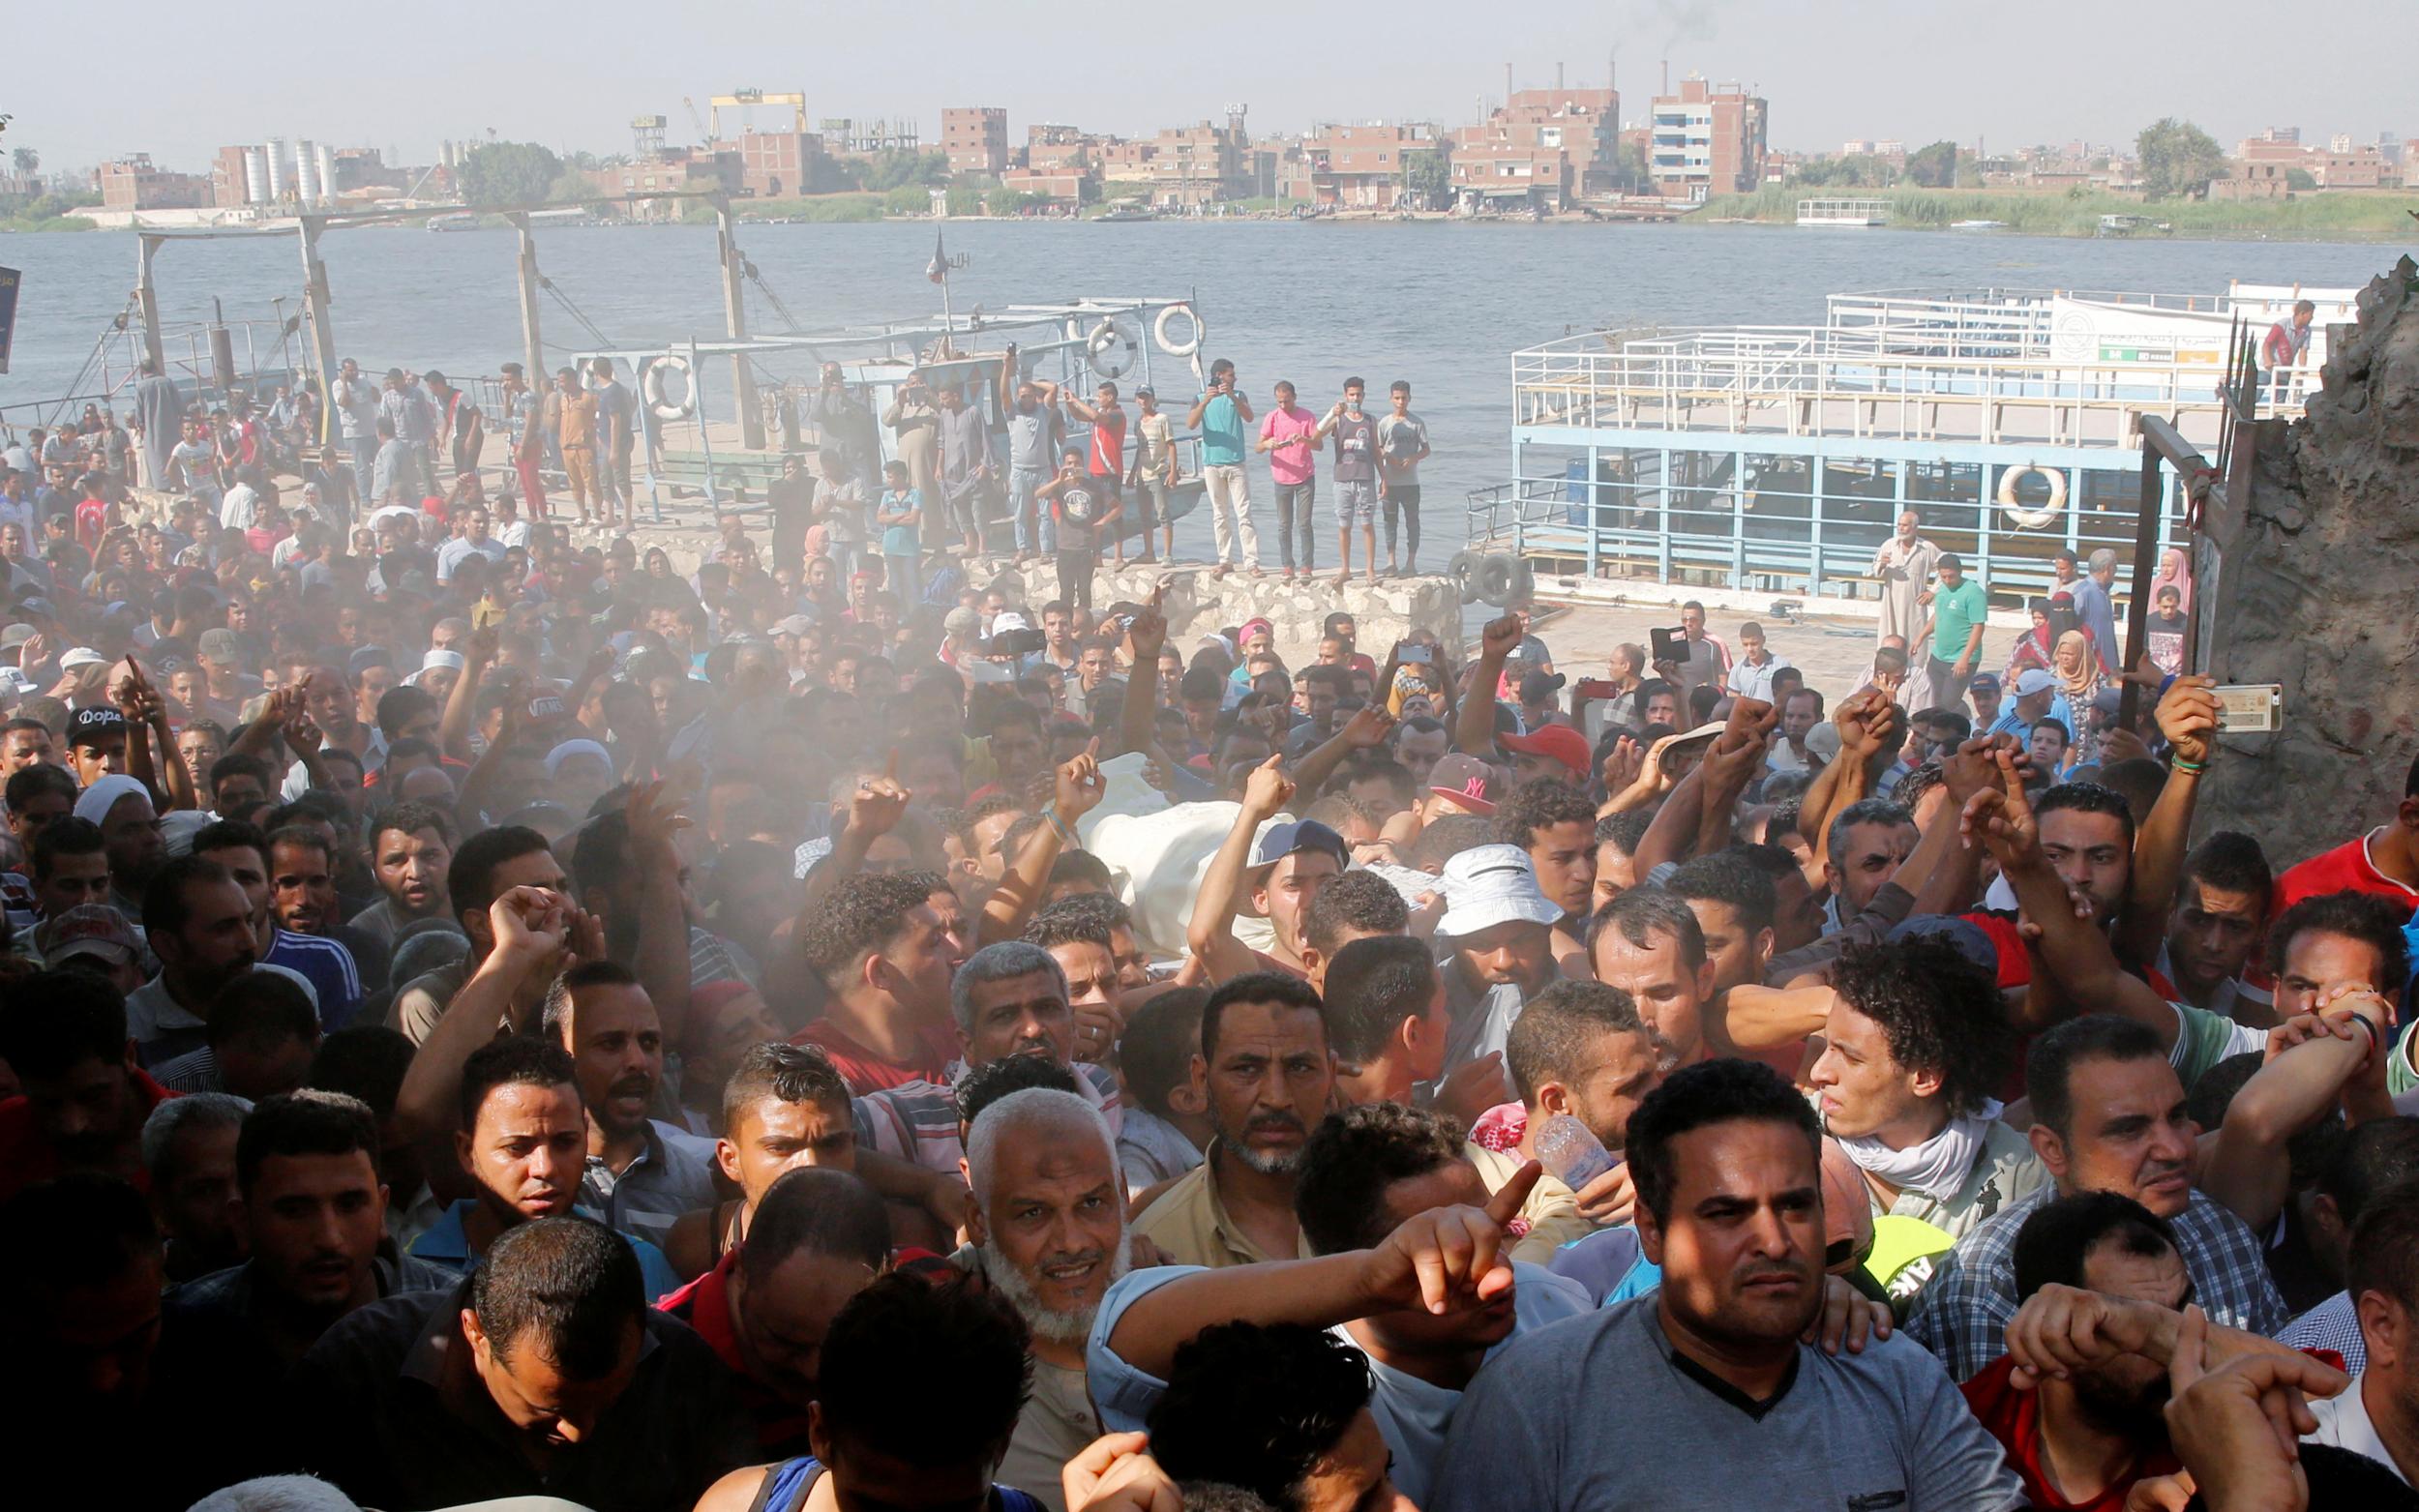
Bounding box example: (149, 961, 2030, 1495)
(1649, 75, 1768, 201)
(941, 107, 1009, 176)
(709, 131, 829, 198)
(98, 155, 211, 212)
(1284, 122, 1438, 209)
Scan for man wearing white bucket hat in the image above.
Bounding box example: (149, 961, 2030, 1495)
(1433, 844, 1564, 1076)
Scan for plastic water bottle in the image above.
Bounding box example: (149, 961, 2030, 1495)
(1532, 1113, 1620, 1190)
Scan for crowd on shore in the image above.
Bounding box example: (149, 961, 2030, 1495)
(5, 351, 2419, 1512)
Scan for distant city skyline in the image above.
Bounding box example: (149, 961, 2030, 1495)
(7, 0, 2413, 171)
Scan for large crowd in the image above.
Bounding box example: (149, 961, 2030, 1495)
(3, 351, 2417, 1512)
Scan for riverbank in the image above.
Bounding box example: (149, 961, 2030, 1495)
(1700, 184, 2417, 240)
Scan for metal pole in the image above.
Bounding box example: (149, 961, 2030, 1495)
(136, 234, 165, 375)
(2116, 446, 2164, 731)
(295, 216, 339, 428)
(509, 212, 545, 388)
(713, 197, 766, 450)
(692, 337, 719, 516)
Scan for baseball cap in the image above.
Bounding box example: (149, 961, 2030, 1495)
(1427, 754, 1499, 814)
(0, 624, 32, 651)
(943, 607, 982, 637)
(34, 904, 141, 967)
(770, 614, 818, 638)
(70, 706, 127, 745)
(347, 646, 394, 678)
(1966, 671, 2001, 694)
(1434, 845, 1564, 937)
(1888, 914, 1999, 976)
(1248, 818, 1348, 871)
(58, 646, 106, 672)
(197, 628, 241, 661)
(1518, 670, 1568, 705)
(2012, 668, 2057, 697)
(1499, 723, 1591, 781)
(991, 611, 1032, 635)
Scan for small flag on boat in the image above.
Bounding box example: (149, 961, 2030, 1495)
(926, 232, 947, 284)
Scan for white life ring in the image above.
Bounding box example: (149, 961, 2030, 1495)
(1997, 463, 2067, 529)
(1086, 319, 1138, 381)
(643, 355, 697, 422)
(1152, 303, 1202, 358)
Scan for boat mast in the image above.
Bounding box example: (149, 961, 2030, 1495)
(712, 195, 765, 450)
(508, 211, 544, 389)
(135, 234, 166, 374)
(295, 215, 338, 407)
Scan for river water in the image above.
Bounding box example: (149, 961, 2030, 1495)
(0, 221, 2403, 552)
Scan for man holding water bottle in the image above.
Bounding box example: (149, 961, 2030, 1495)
(1466, 980, 1666, 1264)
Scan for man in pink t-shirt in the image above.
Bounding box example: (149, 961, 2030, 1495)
(1255, 380, 1322, 580)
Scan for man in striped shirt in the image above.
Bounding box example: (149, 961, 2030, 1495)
(855, 941, 1120, 1178)
(542, 959, 717, 1257)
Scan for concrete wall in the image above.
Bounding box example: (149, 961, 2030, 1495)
(2195, 256, 2419, 851)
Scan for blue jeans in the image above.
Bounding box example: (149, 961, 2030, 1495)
(884, 551, 922, 603)
(1009, 464, 1054, 553)
(1273, 480, 1316, 571)
(347, 434, 376, 507)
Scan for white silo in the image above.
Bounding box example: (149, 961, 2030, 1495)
(293, 138, 319, 203)
(315, 142, 337, 201)
(265, 136, 289, 199)
(242, 147, 270, 203)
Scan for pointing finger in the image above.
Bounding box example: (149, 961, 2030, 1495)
(1483, 1157, 1543, 1229)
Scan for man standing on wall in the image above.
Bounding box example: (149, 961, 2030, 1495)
(1376, 379, 1429, 578)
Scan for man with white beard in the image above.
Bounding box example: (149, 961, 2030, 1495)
(959, 1086, 1131, 1511)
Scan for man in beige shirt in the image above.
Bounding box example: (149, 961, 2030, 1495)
(548, 366, 602, 526)
(1133, 971, 1330, 1267)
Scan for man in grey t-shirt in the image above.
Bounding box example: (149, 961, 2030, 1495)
(1377, 379, 1431, 576)
(1431, 1059, 2023, 1512)
(1317, 376, 1381, 588)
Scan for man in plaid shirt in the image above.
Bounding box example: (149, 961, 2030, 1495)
(1909, 1015, 2293, 1380)
(855, 940, 1121, 1177)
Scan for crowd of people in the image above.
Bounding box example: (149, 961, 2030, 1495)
(3, 348, 2417, 1512)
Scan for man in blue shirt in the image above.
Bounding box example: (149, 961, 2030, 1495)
(996, 346, 1062, 560)
(403, 1033, 683, 1296)
(2069, 548, 2121, 673)
(1186, 357, 1260, 578)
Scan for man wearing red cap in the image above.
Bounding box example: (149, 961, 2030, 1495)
(1499, 723, 1590, 786)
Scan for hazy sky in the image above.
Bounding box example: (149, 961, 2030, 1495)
(11, 0, 2414, 170)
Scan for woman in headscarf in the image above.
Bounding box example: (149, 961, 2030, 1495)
(2151, 548, 2193, 616)
(2004, 597, 2057, 679)
(2042, 592, 2097, 669)
(2052, 628, 2102, 763)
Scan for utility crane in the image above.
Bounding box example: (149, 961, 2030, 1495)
(708, 89, 808, 138)
(681, 97, 709, 143)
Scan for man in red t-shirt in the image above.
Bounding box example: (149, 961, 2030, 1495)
(1965, 1190, 2332, 1512)
(791, 870, 958, 1093)
(659, 1167, 888, 1456)
(0, 967, 175, 1204)
(2274, 753, 2419, 914)
(74, 473, 112, 553)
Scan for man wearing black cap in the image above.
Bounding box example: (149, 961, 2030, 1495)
(1187, 755, 1346, 983)
(68, 705, 129, 786)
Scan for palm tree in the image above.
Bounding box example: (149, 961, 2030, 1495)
(11, 147, 37, 176)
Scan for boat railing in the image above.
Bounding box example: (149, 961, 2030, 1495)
(1510, 329, 2313, 446)
(1468, 450, 2194, 610)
